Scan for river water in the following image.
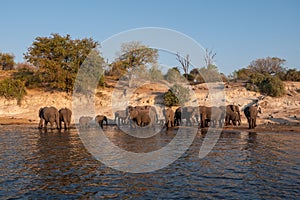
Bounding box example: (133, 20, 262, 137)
(0, 125, 299, 199)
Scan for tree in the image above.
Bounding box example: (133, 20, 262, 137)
(74, 49, 105, 94)
(248, 57, 286, 75)
(204, 48, 216, 67)
(0, 78, 27, 105)
(0, 52, 15, 70)
(116, 41, 158, 71)
(24, 33, 99, 92)
(234, 68, 254, 81)
(163, 84, 190, 107)
(176, 53, 191, 78)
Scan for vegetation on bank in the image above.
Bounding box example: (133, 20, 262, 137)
(0, 33, 300, 105)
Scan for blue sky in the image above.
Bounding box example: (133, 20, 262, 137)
(1, 0, 300, 75)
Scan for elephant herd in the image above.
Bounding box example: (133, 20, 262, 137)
(38, 104, 261, 130)
(38, 106, 107, 129)
(38, 107, 71, 130)
(114, 104, 261, 130)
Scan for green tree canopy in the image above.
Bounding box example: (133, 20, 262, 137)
(74, 49, 105, 94)
(24, 33, 100, 92)
(116, 41, 158, 71)
(0, 52, 15, 70)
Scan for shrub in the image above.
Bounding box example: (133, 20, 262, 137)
(165, 68, 183, 83)
(0, 78, 27, 105)
(163, 84, 190, 106)
(148, 66, 163, 81)
(261, 75, 285, 97)
(12, 67, 41, 89)
(248, 74, 285, 97)
(284, 69, 300, 81)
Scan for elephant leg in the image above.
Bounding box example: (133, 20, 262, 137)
(252, 119, 255, 128)
(44, 121, 48, 128)
(65, 117, 68, 129)
(49, 121, 54, 129)
(39, 118, 44, 128)
(59, 119, 62, 129)
(247, 118, 251, 129)
(232, 120, 237, 126)
(56, 118, 60, 129)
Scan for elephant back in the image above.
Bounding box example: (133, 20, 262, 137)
(59, 107, 72, 118)
(44, 106, 59, 119)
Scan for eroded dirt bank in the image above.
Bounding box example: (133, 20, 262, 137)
(0, 81, 299, 131)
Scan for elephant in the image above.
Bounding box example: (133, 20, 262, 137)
(199, 106, 211, 128)
(79, 116, 93, 128)
(225, 105, 241, 126)
(59, 107, 72, 129)
(174, 107, 182, 126)
(163, 107, 175, 129)
(174, 106, 199, 126)
(182, 106, 199, 126)
(199, 106, 223, 128)
(210, 106, 224, 127)
(153, 105, 165, 125)
(244, 105, 261, 129)
(127, 105, 157, 127)
(38, 106, 60, 129)
(114, 110, 128, 125)
(95, 115, 108, 128)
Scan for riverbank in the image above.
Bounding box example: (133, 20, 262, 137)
(0, 80, 299, 130)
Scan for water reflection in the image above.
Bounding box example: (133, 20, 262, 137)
(0, 125, 299, 199)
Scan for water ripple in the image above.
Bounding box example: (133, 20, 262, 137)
(0, 125, 299, 199)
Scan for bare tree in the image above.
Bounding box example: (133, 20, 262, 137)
(176, 53, 191, 77)
(204, 48, 216, 67)
(248, 57, 286, 75)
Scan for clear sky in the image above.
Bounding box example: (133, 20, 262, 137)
(1, 0, 300, 75)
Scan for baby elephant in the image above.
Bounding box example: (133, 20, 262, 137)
(95, 115, 108, 128)
(59, 107, 72, 129)
(79, 116, 93, 128)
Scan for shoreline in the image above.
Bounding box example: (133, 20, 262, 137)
(1, 117, 299, 133)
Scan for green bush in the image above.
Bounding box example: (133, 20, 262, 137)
(163, 84, 190, 106)
(248, 74, 285, 97)
(0, 78, 27, 105)
(261, 75, 285, 97)
(13, 67, 41, 89)
(148, 66, 163, 81)
(284, 69, 300, 81)
(165, 68, 182, 83)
